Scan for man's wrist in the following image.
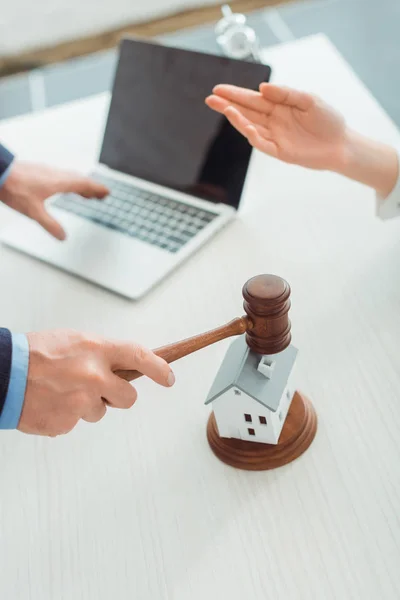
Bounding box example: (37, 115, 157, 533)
(0, 161, 15, 191)
(0, 144, 15, 190)
(0, 333, 29, 430)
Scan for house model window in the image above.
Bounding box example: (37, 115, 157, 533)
(259, 416, 267, 425)
(248, 428, 255, 436)
(244, 414, 252, 422)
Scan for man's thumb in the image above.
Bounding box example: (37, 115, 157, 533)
(35, 208, 66, 241)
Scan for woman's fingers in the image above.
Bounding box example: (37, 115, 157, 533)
(223, 106, 271, 141)
(212, 84, 274, 114)
(223, 105, 253, 137)
(259, 83, 314, 111)
(245, 125, 278, 158)
(206, 94, 277, 157)
(206, 95, 269, 128)
(205, 94, 230, 113)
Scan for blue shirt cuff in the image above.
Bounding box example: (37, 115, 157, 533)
(0, 333, 29, 429)
(0, 160, 14, 189)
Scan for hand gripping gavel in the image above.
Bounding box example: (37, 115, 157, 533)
(116, 274, 292, 382)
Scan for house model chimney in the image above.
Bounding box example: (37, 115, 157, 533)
(257, 356, 275, 379)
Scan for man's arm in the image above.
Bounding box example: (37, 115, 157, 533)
(0, 145, 27, 429)
(0, 334, 29, 429)
(0, 329, 13, 419)
(0, 145, 177, 436)
(0, 143, 15, 187)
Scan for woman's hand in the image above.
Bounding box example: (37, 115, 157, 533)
(206, 83, 348, 171)
(206, 82, 399, 199)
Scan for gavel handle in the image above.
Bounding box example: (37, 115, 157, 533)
(115, 316, 250, 382)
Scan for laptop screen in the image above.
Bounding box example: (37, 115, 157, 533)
(99, 38, 271, 209)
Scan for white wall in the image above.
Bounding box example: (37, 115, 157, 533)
(271, 365, 297, 440)
(0, 0, 219, 56)
(212, 388, 278, 444)
(271, 387, 293, 439)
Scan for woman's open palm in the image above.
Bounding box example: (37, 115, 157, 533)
(206, 83, 348, 171)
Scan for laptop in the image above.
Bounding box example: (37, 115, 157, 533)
(1, 38, 271, 299)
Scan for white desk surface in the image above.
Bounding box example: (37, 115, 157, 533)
(1, 34, 400, 600)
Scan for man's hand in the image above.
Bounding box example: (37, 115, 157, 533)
(206, 83, 347, 171)
(18, 330, 175, 437)
(0, 161, 109, 240)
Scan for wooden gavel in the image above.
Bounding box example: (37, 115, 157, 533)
(116, 274, 292, 382)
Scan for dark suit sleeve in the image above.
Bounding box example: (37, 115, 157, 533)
(0, 329, 12, 417)
(0, 143, 15, 179)
(0, 147, 15, 417)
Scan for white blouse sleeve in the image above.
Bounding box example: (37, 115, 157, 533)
(376, 149, 400, 220)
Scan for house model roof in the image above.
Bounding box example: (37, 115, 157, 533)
(205, 335, 297, 412)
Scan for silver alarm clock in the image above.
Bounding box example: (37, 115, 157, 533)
(215, 5, 261, 62)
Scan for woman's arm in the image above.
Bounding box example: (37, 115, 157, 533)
(206, 83, 400, 218)
(339, 130, 399, 218)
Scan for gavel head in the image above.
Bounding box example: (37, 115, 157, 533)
(242, 274, 291, 355)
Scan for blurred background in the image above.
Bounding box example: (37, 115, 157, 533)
(0, 0, 398, 125)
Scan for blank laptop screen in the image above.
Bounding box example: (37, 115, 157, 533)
(99, 38, 271, 209)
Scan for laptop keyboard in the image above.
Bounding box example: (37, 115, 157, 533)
(52, 175, 218, 253)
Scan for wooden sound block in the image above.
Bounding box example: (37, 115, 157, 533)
(206, 391, 317, 471)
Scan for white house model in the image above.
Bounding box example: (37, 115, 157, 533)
(205, 335, 297, 445)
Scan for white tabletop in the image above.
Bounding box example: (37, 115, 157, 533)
(1, 34, 400, 600)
